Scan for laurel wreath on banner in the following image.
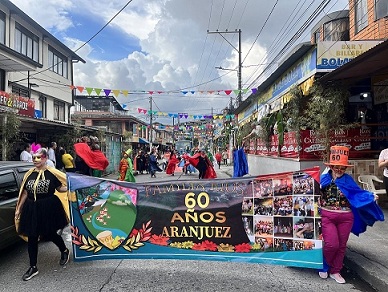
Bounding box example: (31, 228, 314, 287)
(70, 220, 152, 253)
(70, 226, 103, 253)
(123, 220, 152, 252)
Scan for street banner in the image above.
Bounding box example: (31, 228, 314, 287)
(67, 167, 323, 269)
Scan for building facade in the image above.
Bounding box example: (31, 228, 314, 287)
(235, 3, 388, 181)
(0, 0, 85, 159)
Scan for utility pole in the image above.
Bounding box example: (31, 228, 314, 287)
(208, 29, 242, 108)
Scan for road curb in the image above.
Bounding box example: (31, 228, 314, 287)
(344, 248, 388, 292)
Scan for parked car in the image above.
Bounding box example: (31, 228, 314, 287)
(0, 161, 32, 250)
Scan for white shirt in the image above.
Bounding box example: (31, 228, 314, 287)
(20, 150, 33, 162)
(48, 148, 56, 165)
(379, 148, 388, 177)
(46, 159, 55, 167)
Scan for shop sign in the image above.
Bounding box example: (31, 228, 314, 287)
(0, 91, 35, 118)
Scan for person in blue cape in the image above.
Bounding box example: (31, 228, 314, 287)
(233, 147, 249, 177)
(318, 145, 384, 284)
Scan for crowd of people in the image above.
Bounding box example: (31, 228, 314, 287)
(19, 136, 110, 178)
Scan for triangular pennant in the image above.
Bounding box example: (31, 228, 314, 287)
(149, 91, 154, 95)
(242, 88, 249, 94)
(251, 88, 257, 94)
(121, 90, 128, 97)
(224, 90, 232, 95)
(157, 91, 163, 94)
(137, 108, 142, 113)
(208, 91, 214, 94)
(69, 85, 76, 90)
(181, 91, 188, 95)
(112, 90, 120, 97)
(76, 86, 84, 93)
(94, 88, 102, 95)
(103, 89, 111, 96)
(190, 91, 195, 94)
(85, 87, 94, 95)
(233, 89, 240, 95)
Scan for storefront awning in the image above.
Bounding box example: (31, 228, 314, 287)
(139, 137, 150, 144)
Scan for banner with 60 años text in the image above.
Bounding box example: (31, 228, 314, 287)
(67, 167, 323, 269)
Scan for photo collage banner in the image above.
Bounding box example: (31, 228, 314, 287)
(67, 167, 323, 269)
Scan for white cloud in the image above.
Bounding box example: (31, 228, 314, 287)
(9, 0, 349, 122)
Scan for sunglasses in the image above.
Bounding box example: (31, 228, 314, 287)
(332, 166, 347, 171)
(32, 154, 46, 161)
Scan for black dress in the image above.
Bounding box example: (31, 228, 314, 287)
(18, 169, 68, 238)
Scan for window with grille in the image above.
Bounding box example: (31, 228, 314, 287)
(323, 18, 349, 41)
(48, 46, 68, 78)
(355, 0, 368, 34)
(54, 100, 65, 121)
(14, 23, 39, 62)
(375, 0, 388, 20)
(0, 11, 5, 45)
(39, 95, 47, 118)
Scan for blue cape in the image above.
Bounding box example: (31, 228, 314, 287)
(321, 172, 384, 236)
(233, 148, 249, 178)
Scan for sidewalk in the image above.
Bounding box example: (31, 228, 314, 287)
(344, 207, 388, 291)
(218, 166, 388, 291)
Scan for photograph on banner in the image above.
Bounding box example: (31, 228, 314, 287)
(67, 166, 323, 269)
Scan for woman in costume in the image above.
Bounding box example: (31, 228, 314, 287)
(166, 150, 179, 176)
(14, 148, 70, 281)
(124, 149, 136, 182)
(118, 151, 130, 181)
(318, 145, 383, 284)
(149, 149, 163, 178)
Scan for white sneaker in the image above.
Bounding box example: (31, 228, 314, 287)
(318, 271, 328, 279)
(330, 273, 346, 284)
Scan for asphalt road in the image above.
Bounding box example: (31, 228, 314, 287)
(0, 166, 377, 292)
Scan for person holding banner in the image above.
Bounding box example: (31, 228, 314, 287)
(14, 148, 70, 281)
(319, 145, 384, 284)
(378, 147, 388, 195)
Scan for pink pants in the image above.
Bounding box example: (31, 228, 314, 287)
(321, 209, 354, 274)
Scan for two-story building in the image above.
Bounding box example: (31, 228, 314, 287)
(0, 0, 85, 159)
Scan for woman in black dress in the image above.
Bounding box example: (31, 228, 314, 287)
(15, 148, 69, 281)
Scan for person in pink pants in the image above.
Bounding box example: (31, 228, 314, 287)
(318, 145, 383, 284)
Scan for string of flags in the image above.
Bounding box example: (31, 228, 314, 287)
(69, 84, 258, 119)
(138, 122, 226, 131)
(69, 85, 258, 97)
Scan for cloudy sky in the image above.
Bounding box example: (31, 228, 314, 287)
(10, 0, 348, 125)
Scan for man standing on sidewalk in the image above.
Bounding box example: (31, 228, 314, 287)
(222, 150, 228, 165)
(215, 151, 222, 169)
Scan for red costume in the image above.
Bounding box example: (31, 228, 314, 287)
(74, 143, 109, 171)
(166, 152, 179, 175)
(183, 153, 217, 179)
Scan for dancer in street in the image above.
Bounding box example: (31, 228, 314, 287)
(15, 148, 70, 281)
(318, 145, 384, 284)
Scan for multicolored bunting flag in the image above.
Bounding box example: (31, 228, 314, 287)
(67, 167, 323, 268)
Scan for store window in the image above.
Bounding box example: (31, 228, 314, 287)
(14, 23, 39, 62)
(355, 0, 368, 34)
(54, 100, 65, 121)
(375, 0, 388, 20)
(0, 11, 5, 45)
(48, 46, 68, 78)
